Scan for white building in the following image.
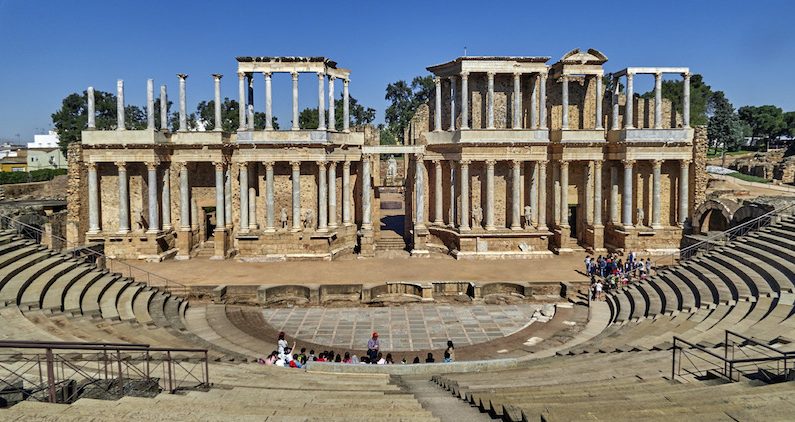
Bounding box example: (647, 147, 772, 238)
(27, 131, 67, 170)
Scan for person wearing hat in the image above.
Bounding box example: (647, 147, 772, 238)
(367, 332, 380, 364)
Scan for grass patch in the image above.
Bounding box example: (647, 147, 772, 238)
(725, 172, 770, 184)
(706, 150, 756, 158)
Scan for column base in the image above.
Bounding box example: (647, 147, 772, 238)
(163, 225, 173, 231)
(117, 229, 130, 235)
(212, 229, 229, 259)
(87, 229, 101, 235)
(651, 224, 663, 230)
(146, 229, 159, 235)
(511, 225, 522, 231)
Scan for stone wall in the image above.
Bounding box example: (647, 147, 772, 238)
(66, 142, 87, 246)
(692, 126, 708, 216)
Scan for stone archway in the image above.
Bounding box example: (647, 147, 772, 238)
(693, 199, 741, 234)
(731, 203, 774, 226)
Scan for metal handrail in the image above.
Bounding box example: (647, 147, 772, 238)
(0, 214, 189, 295)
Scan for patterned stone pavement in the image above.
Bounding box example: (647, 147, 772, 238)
(262, 304, 542, 351)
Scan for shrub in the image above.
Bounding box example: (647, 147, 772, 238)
(0, 168, 67, 185)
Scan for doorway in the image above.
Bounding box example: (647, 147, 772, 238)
(568, 205, 578, 239)
(203, 207, 216, 240)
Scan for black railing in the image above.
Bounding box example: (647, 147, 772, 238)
(0, 340, 209, 406)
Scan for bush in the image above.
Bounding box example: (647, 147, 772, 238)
(0, 169, 67, 185)
(726, 172, 770, 184)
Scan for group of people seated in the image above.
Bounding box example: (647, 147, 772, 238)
(259, 332, 456, 367)
(586, 251, 656, 301)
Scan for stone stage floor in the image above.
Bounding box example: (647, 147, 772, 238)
(263, 304, 544, 351)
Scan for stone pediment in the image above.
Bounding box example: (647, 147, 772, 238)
(559, 48, 608, 65)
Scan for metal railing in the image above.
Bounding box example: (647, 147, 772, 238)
(0, 214, 189, 296)
(0, 340, 209, 406)
(671, 330, 794, 383)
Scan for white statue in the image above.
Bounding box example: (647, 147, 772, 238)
(636, 207, 645, 226)
(280, 208, 288, 229)
(303, 208, 315, 230)
(472, 206, 483, 228)
(524, 205, 533, 228)
(386, 155, 397, 180)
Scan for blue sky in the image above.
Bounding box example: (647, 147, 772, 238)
(0, 0, 793, 141)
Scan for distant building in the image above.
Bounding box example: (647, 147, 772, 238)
(0, 142, 21, 159)
(0, 151, 27, 172)
(27, 131, 66, 170)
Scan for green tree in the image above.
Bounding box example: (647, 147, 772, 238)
(707, 91, 744, 153)
(51, 90, 116, 152)
(784, 111, 795, 137)
(383, 75, 434, 144)
(738, 105, 787, 148)
(195, 98, 278, 131)
(297, 95, 375, 130)
(640, 74, 712, 126)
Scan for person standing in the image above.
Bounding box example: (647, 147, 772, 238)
(367, 332, 380, 363)
(277, 332, 288, 355)
(445, 340, 455, 363)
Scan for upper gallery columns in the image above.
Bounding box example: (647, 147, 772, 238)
(611, 67, 691, 130)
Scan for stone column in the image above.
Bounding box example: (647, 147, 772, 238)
(449, 77, 457, 131)
(328, 76, 336, 131)
(178, 74, 188, 131)
(191, 196, 198, 230)
(560, 161, 569, 228)
(485, 160, 496, 230)
(317, 73, 326, 130)
(248, 166, 257, 230)
(361, 156, 372, 229)
(511, 160, 522, 230)
(487, 72, 495, 129)
(537, 160, 548, 231)
(595, 75, 603, 130)
(624, 73, 634, 129)
(433, 160, 443, 225)
(653, 72, 663, 129)
(652, 159, 663, 228)
(679, 160, 690, 227)
(213, 74, 222, 131)
(328, 162, 337, 228)
(117, 162, 129, 234)
(238, 73, 246, 130)
(553, 165, 560, 226)
(529, 162, 538, 226)
(87, 87, 96, 129)
(317, 161, 328, 231)
(291, 72, 300, 130)
(146, 79, 155, 130)
(610, 164, 619, 224)
(594, 161, 603, 227)
(87, 163, 100, 234)
(561, 75, 569, 130)
(180, 163, 190, 230)
(116, 79, 125, 130)
(290, 161, 301, 230)
(160, 85, 168, 131)
(146, 162, 160, 234)
(214, 162, 226, 228)
(584, 162, 593, 226)
(512, 73, 522, 129)
(414, 154, 426, 229)
(530, 74, 538, 129)
(343, 78, 350, 132)
(342, 161, 352, 226)
(224, 166, 232, 229)
(622, 159, 634, 227)
(611, 78, 620, 130)
(448, 161, 456, 226)
(460, 73, 469, 130)
(683, 73, 691, 128)
(162, 164, 171, 230)
(264, 73, 273, 130)
(433, 77, 442, 132)
(239, 162, 249, 232)
(539, 73, 548, 129)
(459, 160, 470, 231)
(264, 161, 275, 231)
(246, 74, 254, 130)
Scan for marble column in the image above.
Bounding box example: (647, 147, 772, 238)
(539, 73, 548, 129)
(116, 79, 125, 130)
(679, 160, 690, 227)
(239, 163, 249, 232)
(530, 75, 538, 129)
(213, 74, 223, 132)
(610, 165, 619, 224)
(264, 161, 275, 231)
(459, 160, 470, 231)
(625, 73, 634, 129)
(179, 163, 190, 230)
(361, 156, 372, 229)
(161, 164, 171, 230)
(553, 165, 560, 226)
(529, 162, 538, 226)
(317, 161, 328, 231)
(654, 72, 663, 129)
(683, 73, 691, 128)
(511, 160, 522, 230)
(248, 166, 257, 231)
(343, 79, 350, 132)
(146, 162, 160, 234)
(561, 75, 569, 130)
(652, 159, 663, 228)
(264, 73, 273, 130)
(87, 87, 96, 129)
(291, 161, 301, 231)
(415, 155, 426, 229)
(87, 163, 100, 234)
(611, 79, 620, 130)
(342, 161, 352, 226)
(224, 166, 232, 229)
(512, 73, 522, 129)
(448, 162, 456, 226)
(460, 72, 469, 130)
(246, 74, 254, 130)
(214, 162, 226, 229)
(622, 159, 634, 227)
(433, 160, 443, 225)
(486, 72, 495, 129)
(178, 74, 188, 131)
(584, 162, 593, 226)
(537, 160, 548, 231)
(594, 161, 603, 227)
(595, 75, 603, 129)
(560, 161, 569, 228)
(238, 73, 246, 130)
(328, 162, 337, 228)
(449, 77, 457, 131)
(146, 79, 155, 130)
(190, 196, 198, 230)
(485, 160, 496, 230)
(328, 77, 336, 131)
(291, 72, 300, 130)
(317, 74, 326, 130)
(117, 162, 129, 234)
(160, 85, 168, 131)
(434, 77, 442, 132)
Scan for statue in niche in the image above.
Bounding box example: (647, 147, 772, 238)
(280, 208, 288, 229)
(386, 155, 397, 180)
(302, 208, 315, 230)
(524, 205, 533, 229)
(636, 207, 645, 227)
(472, 206, 483, 228)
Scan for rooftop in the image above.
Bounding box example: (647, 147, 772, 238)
(236, 56, 338, 68)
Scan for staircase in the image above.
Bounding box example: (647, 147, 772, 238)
(375, 232, 407, 251)
(195, 241, 214, 258)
